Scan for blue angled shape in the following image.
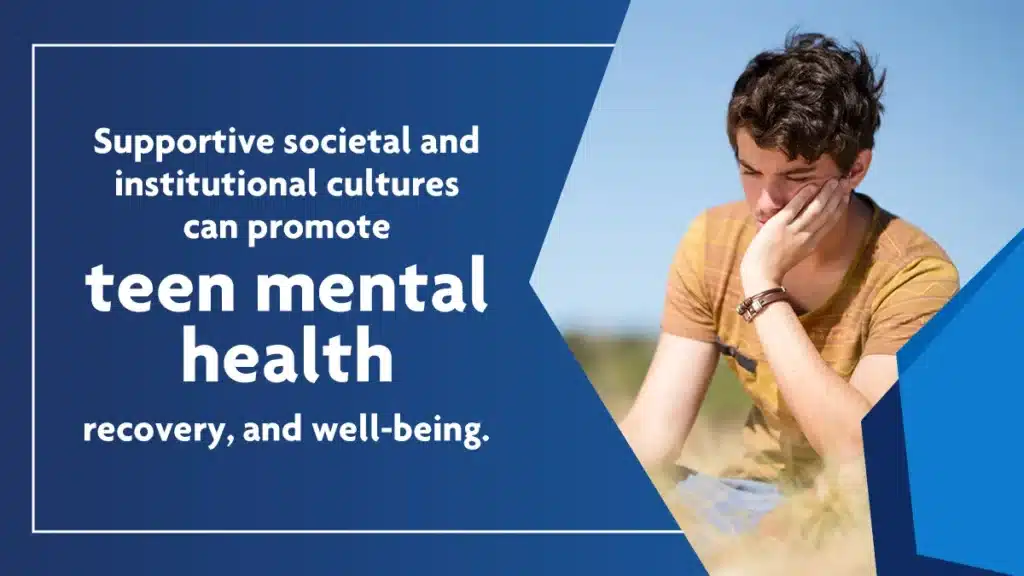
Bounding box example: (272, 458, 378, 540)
(865, 382, 1006, 575)
(865, 226, 1024, 575)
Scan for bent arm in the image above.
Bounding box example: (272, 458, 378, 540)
(741, 292, 871, 460)
(743, 256, 959, 462)
(627, 209, 722, 474)
(619, 333, 720, 475)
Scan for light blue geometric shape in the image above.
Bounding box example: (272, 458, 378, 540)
(900, 226, 1024, 575)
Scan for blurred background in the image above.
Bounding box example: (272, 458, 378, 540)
(532, 0, 1024, 461)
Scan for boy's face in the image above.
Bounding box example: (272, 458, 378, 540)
(734, 128, 847, 226)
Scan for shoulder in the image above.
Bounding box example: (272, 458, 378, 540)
(668, 201, 755, 283)
(868, 201, 958, 276)
(872, 203, 954, 266)
(863, 198, 960, 309)
(676, 200, 754, 252)
(661, 201, 751, 340)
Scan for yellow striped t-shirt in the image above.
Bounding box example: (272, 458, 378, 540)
(661, 193, 960, 487)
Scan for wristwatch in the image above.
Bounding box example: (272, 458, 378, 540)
(736, 287, 788, 322)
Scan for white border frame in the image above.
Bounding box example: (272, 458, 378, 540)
(31, 43, 684, 536)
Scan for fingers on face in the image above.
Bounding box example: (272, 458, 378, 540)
(816, 179, 849, 232)
(779, 181, 823, 222)
(790, 179, 840, 230)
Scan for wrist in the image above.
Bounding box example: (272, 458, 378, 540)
(740, 265, 782, 296)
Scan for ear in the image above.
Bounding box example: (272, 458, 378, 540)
(844, 149, 872, 189)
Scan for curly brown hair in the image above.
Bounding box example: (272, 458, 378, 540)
(726, 31, 886, 174)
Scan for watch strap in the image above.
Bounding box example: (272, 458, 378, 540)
(737, 287, 788, 322)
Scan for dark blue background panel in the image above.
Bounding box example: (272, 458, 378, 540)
(31, 44, 674, 532)
(1, 0, 708, 574)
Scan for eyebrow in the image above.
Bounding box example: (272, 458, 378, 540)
(738, 159, 817, 175)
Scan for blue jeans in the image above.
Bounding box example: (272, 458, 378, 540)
(674, 470, 783, 535)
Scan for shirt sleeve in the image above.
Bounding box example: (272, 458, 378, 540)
(660, 211, 717, 342)
(862, 256, 960, 356)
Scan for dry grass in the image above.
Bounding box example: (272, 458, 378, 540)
(653, 444, 877, 575)
(565, 331, 878, 575)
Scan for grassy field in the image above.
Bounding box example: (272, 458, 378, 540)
(564, 330, 754, 472)
(563, 330, 878, 575)
(564, 331, 750, 422)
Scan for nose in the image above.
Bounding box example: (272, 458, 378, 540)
(759, 181, 788, 209)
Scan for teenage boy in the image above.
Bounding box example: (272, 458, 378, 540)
(620, 32, 959, 533)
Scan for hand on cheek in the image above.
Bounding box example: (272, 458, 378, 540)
(740, 179, 851, 292)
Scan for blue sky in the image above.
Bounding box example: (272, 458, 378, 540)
(532, 0, 1024, 333)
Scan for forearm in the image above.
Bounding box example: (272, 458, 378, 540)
(743, 280, 871, 458)
(620, 389, 699, 472)
(619, 335, 719, 475)
(620, 415, 686, 472)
